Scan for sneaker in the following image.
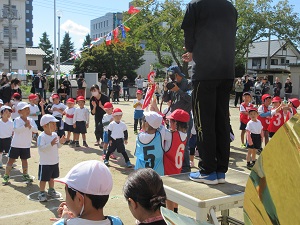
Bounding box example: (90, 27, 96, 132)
(251, 161, 256, 167)
(75, 142, 80, 147)
(104, 159, 109, 166)
(94, 141, 100, 146)
(83, 141, 89, 148)
(240, 144, 246, 149)
(64, 140, 70, 145)
(190, 161, 194, 168)
(189, 171, 218, 185)
(99, 142, 104, 149)
(38, 191, 47, 202)
(22, 174, 33, 182)
(126, 161, 133, 168)
(134, 130, 138, 135)
(216, 172, 226, 184)
(247, 162, 253, 170)
(110, 153, 117, 159)
(69, 140, 75, 146)
(48, 188, 60, 198)
(2, 174, 9, 185)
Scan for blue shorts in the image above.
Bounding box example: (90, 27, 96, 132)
(134, 110, 144, 119)
(103, 131, 108, 143)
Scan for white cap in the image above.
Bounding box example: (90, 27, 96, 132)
(17, 102, 30, 111)
(55, 160, 113, 196)
(0, 105, 11, 113)
(144, 111, 163, 129)
(40, 114, 59, 126)
(0, 99, 3, 104)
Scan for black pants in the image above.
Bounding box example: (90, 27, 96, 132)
(134, 118, 142, 131)
(105, 138, 129, 162)
(192, 79, 232, 174)
(234, 92, 243, 106)
(94, 116, 103, 142)
(113, 91, 119, 102)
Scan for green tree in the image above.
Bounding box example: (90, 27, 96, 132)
(38, 32, 53, 71)
(60, 32, 75, 62)
(123, 0, 189, 75)
(73, 42, 145, 81)
(82, 34, 92, 49)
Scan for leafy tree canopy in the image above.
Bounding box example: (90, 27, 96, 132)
(38, 32, 53, 71)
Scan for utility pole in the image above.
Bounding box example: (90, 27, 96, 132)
(8, 0, 13, 72)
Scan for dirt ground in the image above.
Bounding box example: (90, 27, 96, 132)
(0, 98, 250, 224)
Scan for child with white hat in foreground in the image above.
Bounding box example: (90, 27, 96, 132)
(37, 114, 66, 202)
(0, 106, 13, 168)
(2, 102, 38, 185)
(104, 108, 132, 168)
(52, 160, 123, 225)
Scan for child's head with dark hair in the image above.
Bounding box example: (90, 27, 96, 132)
(166, 109, 190, 132)
(123, 168, 166, 221)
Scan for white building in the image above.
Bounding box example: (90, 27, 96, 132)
(0, 0, 26, 73)
(246, 40, 300, 73)
(90, 12, 123, 41)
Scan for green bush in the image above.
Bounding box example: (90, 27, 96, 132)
(20, 85, 32, 96)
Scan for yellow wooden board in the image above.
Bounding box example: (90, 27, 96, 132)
(244, 114, 300, 224)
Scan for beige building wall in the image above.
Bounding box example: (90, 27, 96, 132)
(26, 55, 43, 73)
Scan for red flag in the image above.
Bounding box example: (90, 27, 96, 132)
(124, 25, 131, 32)
(142, 71, 156, 109)
(113, 28, 119, 43)
(106, 32, 112, 46)
(128, 6, 141, 14)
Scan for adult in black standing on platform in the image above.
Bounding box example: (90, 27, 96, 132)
(90, 84, 109, 147)
(181, 0, 237, 185)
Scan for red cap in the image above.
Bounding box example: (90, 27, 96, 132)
(112, 108, 122, 116)
(247, 107, 258, 112)
(166, 109, 190, 122)
(76, 96, 85, 102)
(52, 94, 60, 99)
(136, 90, 143, 94)
(261, 94, 271, 102)
(272, 96, 281, 103)
(103, 102, 113, 109)
(289, 98, 300, 108)
(66, 98, 75, 103)
(12, 92, 21, 98)
(28, 94, 38, 100)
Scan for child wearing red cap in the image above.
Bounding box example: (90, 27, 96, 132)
(258, 94, 272, 146)
(133, 90, 144, 134)
(239, 92, 253, 148)
(11, 92, 21, 120)
(288, 98, 299, 116)
(245, 108, 263, 170)
(50, 94, 67, 138)
(104, 108, 132, 168)
(164, 109, 189, 213)
(28, 94, 41, 130)
(73, 96, 89, 147)
(101, 102, 117, 160)
(63, 98, 75, 145)
(268, 97, 286, 138)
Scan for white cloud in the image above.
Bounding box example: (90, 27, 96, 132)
(60, 20, 89, 36)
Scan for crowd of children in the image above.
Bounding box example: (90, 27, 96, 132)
(239, 92, 299, 169)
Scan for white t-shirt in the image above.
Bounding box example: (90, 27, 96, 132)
(29, 103, 40, 121)
(65, 217, 111, 225)
(0, 119, 13, 138)
(107, 121, 127, 139)
(64, 107, 76, 125)
(102, 114, 113, 131)
(73, 107, 89, 124)
(51, 103, 67, 118)
(138, 125, 170, 147)
(246, 120, 263, 134)
(11, 100, 20, 120)
(11, 117, 38, 148)
(164, 130, 187, 151)
(37, 132, 61, 165)
(133, 99, 144, 110)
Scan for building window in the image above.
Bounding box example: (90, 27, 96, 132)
(26, 10, 29, 13)
(281, 58, 289, 65)
(271, 59, 278, 65)
(3, 27, 17, 38)
(26, 19, 29, 23)
(4, 49, 17, 60)
(26, 28, 30, 32)
(252, 58, 261, 67)
(106, 20, 108, 26)
(26, 38, 30, 41)
(104, 21, 105, 27)
(28, 60, 36, 66)
(26, 0, 30, 4)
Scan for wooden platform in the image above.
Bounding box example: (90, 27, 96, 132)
(162, 168, 249, 224)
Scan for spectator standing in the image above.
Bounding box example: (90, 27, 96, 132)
(108, 76, 113, 100)
(261, 77, 270, 95)
(243, 75, 252, 93)
(273, 77, 282, 97)
(284, 77, 292, 99)
(121, 76, 130, 98)
(61, 77, 71, 100)
(182, 0, 237, 184)
(234, 78, 244, 107)
(100, 73, 108, 95)
(43, 75, 49, 100)
(254, 77, 262, 106)
(76, 74, 86, 98)
(33, 73, 46, 97)
(112, 75, 120, 103)
(0, 78, 22, 105)
(0, 74, 9, 87)
(135, 75, 144, 91)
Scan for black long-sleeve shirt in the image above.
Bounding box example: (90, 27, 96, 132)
(181, 0, 238, 81)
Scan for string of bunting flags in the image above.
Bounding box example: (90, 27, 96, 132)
(64, 3, 149, 64)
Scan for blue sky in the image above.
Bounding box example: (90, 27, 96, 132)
(32, 0, 300, 50)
